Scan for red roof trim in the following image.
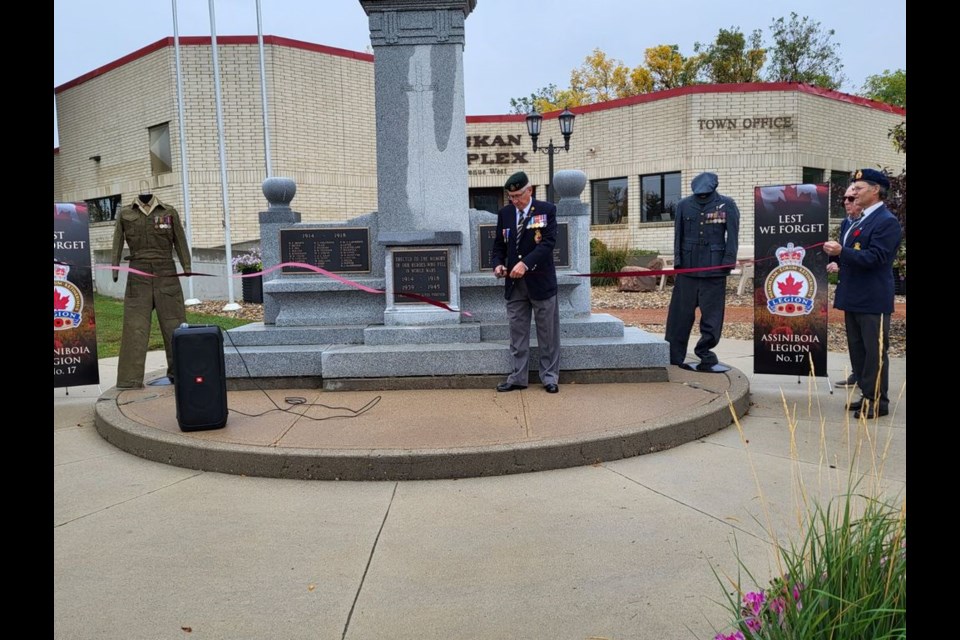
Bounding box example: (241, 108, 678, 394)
(466, 114, 527, 123)
(55, 35, 374, 94)
(466, 82, 905, 123)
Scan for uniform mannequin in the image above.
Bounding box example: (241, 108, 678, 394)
(111, 193, 191, 388)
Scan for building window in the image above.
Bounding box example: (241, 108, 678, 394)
(469, 187, 503, 214)
(591, 177, 627, 225)
(149, 123, 172, 175)
(640, 172, 681, 223)
(85, 194, 122, 223)
(802, 167, 825, 184)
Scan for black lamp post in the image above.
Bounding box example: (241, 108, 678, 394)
(525, 108, 575, 202)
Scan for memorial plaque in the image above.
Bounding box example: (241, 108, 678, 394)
(392, 249, 450, 304)
(478, 223, 569, 269)
(280, 227, 371, 273)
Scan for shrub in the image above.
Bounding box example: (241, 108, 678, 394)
(590, 237, 608, 257)
(713, 492, 905, 640)
(591, 243, 631, 286)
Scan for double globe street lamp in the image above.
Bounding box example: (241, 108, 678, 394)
(525, 108, 575, 203)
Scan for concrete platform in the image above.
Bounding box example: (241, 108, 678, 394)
(94, 365, 750, 480)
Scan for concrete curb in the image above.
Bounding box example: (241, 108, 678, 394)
(95, 369, 750, 481)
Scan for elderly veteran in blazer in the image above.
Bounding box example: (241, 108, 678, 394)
(491, 171, 561, 393)
(823, 168, 902, 419)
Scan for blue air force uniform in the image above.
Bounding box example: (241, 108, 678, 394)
(665, 172, 740, 368)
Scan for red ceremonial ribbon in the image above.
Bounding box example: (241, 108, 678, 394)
(82, 261, 470, 317)
(572, 241, 827, 280)
(60, 240, 829, 316)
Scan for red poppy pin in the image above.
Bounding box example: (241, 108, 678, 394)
(853, 229, 861, 237)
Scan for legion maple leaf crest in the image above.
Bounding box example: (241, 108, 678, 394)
(776, 273, 803, 296)
(764, 243, 816, 317)
(54, 263, 84, 330)
(54, 288, 71, 310)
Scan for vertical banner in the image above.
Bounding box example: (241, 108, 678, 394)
(753, 184, 830, 376)
(54, 203, 100, 388)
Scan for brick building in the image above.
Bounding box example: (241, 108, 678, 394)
(54, 35, 905, 274)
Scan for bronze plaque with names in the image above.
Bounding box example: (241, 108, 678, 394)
(280, 227, 371, 273)
(477, 222, 569, 269)
(392, 249, 450, 304)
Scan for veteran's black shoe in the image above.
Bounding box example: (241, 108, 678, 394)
(696, 362, 731, 373)
(544, 383, 559, 394)
(847, 397, 865, 412)
(855, 405, 889, 419)
(496, 382, 527, 392)
(835, 374, 857, 388)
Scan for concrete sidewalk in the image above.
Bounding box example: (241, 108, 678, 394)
(54, 339, 906, 639)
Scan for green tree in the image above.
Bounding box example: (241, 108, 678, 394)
(509, 84, 563, 115)
(766, 12, 845, 89)
(859, 69, 906, 108)
(694, 27, 766, 84)
(887, 122, 906, 270)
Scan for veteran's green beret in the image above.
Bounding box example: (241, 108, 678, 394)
(504, 171, 529, 192)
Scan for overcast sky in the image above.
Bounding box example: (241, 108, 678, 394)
(53, 0, 906, 148)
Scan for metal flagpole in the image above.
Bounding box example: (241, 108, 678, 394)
(256, 0, 272, 178)
(208, 0, 240, 310)
(172, 0, 200, 305)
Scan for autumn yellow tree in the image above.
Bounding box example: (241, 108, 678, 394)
(569, 48, 652, 102)
(644, 45, 703, 90)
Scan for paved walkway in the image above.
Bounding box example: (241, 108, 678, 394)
(55, 338, 906, 639)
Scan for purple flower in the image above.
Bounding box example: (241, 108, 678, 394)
(745, 616, 762, 632)
(714, 632, 746, 640)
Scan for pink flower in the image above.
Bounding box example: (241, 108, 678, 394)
(770, 596, 786, 615)
(742, 591, 765, 616)
(714, 632, 746, 640)
(745, 616, 762, 632)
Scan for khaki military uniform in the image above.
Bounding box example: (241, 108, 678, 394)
(112, 195, 191, 387)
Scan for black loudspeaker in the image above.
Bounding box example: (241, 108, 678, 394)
(173, 324, 228, 431)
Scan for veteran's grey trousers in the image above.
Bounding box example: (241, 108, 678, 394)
(504, 278, 561, 386)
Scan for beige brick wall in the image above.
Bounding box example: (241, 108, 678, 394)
(467, 88, 904, 257)
(57, 44, 903, 262)
(56, 40, 378, 253)
(53, 151, 62, 201)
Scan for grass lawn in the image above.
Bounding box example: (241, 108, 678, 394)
(94, 295, 253, 359)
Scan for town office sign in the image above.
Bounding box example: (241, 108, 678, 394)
(467, 134, 528, 176)
(698, 116, 795, 131)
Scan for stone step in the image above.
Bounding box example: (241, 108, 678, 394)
(224, 323, 366, 346)
(225, 313, 627, 347)
(224, 326, 668, 381)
